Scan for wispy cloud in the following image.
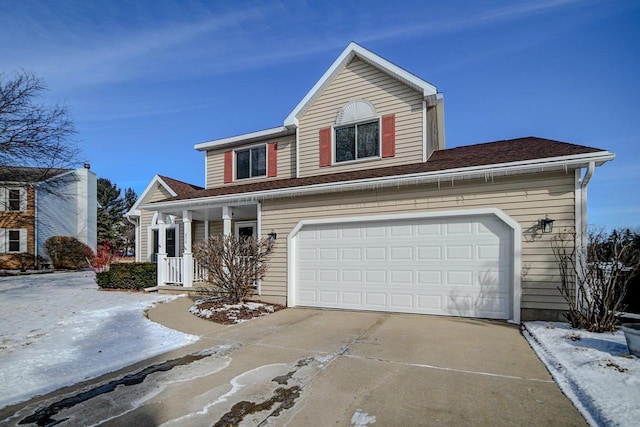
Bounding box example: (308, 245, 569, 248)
(1, 4, 271, 89)
(1, 0, 590, 93)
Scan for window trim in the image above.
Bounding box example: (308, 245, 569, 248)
(2, 187, 26, 212)
(8, 189, 21, 211)
(3, 228, 26, 253)
(333, 118, 381, 164)
(235, 143, 268, 181)
(7, 229, 21, 252)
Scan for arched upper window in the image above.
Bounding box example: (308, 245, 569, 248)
(335, 100, 377, 125)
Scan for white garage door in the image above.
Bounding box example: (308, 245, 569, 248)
(294, 214, 513, 319)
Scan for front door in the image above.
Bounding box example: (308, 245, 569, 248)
(235, 221, 257, 240)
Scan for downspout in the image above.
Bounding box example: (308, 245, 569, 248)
(422, 100, 427, 162)
(580, 161, 595, 247)
(576, 161, 595, 302)
(295, 125, 300, 178)
(34, 186, 38, 266)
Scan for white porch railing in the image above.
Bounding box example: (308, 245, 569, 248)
(194, 260, 207, 282)
(164, 257, 183, 285)
(161, 256, 207, 286)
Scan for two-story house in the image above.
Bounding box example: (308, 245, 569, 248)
(0, 165, 97, 269)
(127, 43, 614, 322)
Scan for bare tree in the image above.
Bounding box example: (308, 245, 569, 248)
(0, 71, 78, 170)
(194, 235, 274, 302)
(552, 228, 640, 332)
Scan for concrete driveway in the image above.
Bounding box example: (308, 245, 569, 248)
(3, 298, 585, 426)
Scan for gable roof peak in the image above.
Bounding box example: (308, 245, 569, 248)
(284, 42, 438, 127)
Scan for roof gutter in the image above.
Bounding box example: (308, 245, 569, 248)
(144, 151, 615, 211)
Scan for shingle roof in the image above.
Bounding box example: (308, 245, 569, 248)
(157, 175, 203, 197)
(0, 166, 71, 183)
(153, 137, 607, 203)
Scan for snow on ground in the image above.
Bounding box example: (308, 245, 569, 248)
(524, 322, 639, 427)
(0, 271, 198, 409)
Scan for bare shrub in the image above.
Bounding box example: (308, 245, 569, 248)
(193, 234, 274, 302)
(44, 236, 94, 270)
(552, 229, 640, 332)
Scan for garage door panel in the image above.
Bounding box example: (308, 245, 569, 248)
(298, 290, 317, 304)
(365, 247, 386, 261)
(446, 245, 473, 260)
(390, 270, 413, 285)
(365, 270, 386, 283)
(341, 269, 362, 283)
(446, 221, 473, 235)
(417, 223, 442, 235)
(365, 226, 386, 238)
(390, 294, 413, 308)
(446, 270, 474, 286)
(390, 246, 413, 260)
(319, 291, 339, 304)
(417, 246, 443, 260)
(342, 292, 362, 305)
(417, 270, 443, 285)
(318, 269, 338, 282)
(295, 214, 513, 319)
(417, 295, 443, 310)
(365, 293, 387, 306)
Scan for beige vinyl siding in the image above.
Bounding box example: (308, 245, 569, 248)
(205, 135, 297, 188)
(298, 57, 424, 177)
(259, 171, 575, 310)
(193, 220, 205, 244)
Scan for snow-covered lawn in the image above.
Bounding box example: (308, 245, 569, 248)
(524, 322, 639, 426)
(0, 271, 198, 410)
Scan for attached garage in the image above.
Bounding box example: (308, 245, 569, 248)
(288, 209, 521, 322)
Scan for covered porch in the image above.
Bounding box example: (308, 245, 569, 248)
(150, 202, 261, 289)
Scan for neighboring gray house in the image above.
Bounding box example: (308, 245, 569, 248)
(0, 165, 97, 268)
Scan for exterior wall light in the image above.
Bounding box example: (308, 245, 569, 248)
(268, 231, 277, 241)
(539, 216, 555, 233)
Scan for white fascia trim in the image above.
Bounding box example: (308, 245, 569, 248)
(127, 175, 178, 217)
(284, 42, 437, 127)
(194, 126, 292, 151)
(146, 151, 615, 212)
(286, 208, 522, 323)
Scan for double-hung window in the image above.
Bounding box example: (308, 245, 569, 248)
(236, 145, 266, 179)
(8, 189, 22, 211)
(335, 120, 380, 163)
(7, 230, 20, 252)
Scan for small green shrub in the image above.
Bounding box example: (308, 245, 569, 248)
(95, 262, 157, 290)
(44, 236, 94, 270)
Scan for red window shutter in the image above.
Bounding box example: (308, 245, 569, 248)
(381, 114, 396, 158)
(319, 127, 332, 167)
(268, 142, 277, 177)
(223, 151, 233, 183)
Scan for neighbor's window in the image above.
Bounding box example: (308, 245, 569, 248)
(236, 145, 266, 179)
(8, 230, 20, 252)
(335, 120, 380, 163)
(8, 189, 21, 211)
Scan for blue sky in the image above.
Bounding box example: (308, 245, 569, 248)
(1, 0, 638, 230)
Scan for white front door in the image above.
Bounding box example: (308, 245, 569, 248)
(293, 214, 513, 319)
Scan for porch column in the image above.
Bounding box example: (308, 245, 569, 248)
(156, 213, 168, 287)
(222, 206, 233, 236)
(182, 210, 193, 287)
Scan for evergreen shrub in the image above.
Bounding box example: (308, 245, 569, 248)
(95, 262, 157, 290)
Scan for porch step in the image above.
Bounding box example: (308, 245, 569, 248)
(143, 286, 159, 293)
